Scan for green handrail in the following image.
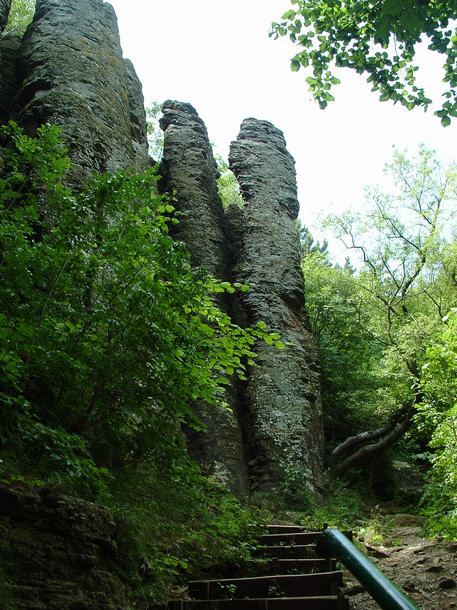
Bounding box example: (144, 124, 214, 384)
(316, 527, 419, 610)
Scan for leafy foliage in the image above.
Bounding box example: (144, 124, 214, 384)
(215, 154, 244, 208)
(302, 251, 390, 433)
(4, 0, 35, 35)
(271, 0, 457, 124)
(110, 454, 266, 604)
(305, 147, 456, 496)
(325, 146, 457, 383)
(0, 121, 274, 494)
(145, 101, 164, 161)
(0, 121, 276, 602)
(417, 308, 457, 538)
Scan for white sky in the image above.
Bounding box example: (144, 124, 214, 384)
(109, 0, 456, 257)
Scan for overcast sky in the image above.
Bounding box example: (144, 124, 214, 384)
(109, 0, 456, 257)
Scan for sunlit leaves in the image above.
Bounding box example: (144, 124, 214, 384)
(417, 309, 457, 538)
(0, 122, 274, 496)
(4, 0, 35, 35)
(271, 0, 457, 124)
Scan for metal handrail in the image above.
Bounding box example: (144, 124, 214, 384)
(316, 527, 419, 610)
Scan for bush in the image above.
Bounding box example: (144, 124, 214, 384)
(0, 121, 275, 603)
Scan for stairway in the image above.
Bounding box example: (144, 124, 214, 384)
(168, 525, 350, 609)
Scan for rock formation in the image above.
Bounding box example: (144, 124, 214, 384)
(0, 0, 329, 603)
(228, 118, 324, 494)
(0, 34, 20, 121)
(0, 0, 11, 32)
(0, 0, 17, 122)
(159, 100, 250, 495)
(10, 0, 148, 181)
(160, 106, 325, 496)
(1, 0, 325, 497)
(0, 485, 130, 610)
(160, 100, 229, 279)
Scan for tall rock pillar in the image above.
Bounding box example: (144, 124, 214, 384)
(0, 0, 20, 123)
(0, 0, 11, 31)
(229, 118, 324, 496)
(12, 0, 148, 180)
(159, 100, 250, 495)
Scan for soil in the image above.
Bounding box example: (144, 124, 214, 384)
(344, 513, 457, 610)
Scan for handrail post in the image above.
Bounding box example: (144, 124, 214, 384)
(317, 528, 419, 610)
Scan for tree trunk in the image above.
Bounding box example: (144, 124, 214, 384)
(328, 404, 416, 480)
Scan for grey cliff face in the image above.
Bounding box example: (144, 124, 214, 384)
(229, 118, 324, 495)
(12, 0, 148, 182)
(0, 0, 11, 32)
(160, 100, 250, 495)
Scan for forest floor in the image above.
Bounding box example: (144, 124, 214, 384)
(345, 511, 457, 610)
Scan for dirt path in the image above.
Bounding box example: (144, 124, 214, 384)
(344, 514, 457, 609)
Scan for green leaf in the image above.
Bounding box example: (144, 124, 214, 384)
(282, 10, 296, 20)
(291, 59, 301, 72)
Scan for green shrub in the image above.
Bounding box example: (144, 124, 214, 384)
(0, 121, 274, 494)
(0, 121, 277, 604)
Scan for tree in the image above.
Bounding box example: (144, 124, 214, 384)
(146, 102, 164, 162)
(271, 0, 457, 125)
(302, 250, 389, 442)
(215, 154, 244, 208)
(417, 308, 457, 538)
(4, 0, 35, 35)
(319, 146, 457, 478)
(299, 224, 329, 257)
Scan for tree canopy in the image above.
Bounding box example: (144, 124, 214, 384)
(4, 0, 35, 35)
(301, 146, 457, 531)
(271, 0, 457, 125)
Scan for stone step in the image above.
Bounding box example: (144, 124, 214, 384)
(169, 596, 346, 609)
(266, 525, 305, 534)
(257, 532, 322, 546)
(258, 544, 317, 559)
(188, 571, 344, 599)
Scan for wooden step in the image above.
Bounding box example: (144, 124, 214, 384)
(169, 596, 346, 609)
(273, 558, 336, 574)
(257, 532, 322, 546)
(266, 525, 304, 534)
(188, 571, 344, 599)
(258, 544, 317, 559)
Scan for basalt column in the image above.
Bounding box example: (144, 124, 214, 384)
(0, 0, 11, 31)
(0, 0, 20, 122)
(11, 0, 148, 180)
(159, 100, 249, 495)
(229, 118, 324, 496)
